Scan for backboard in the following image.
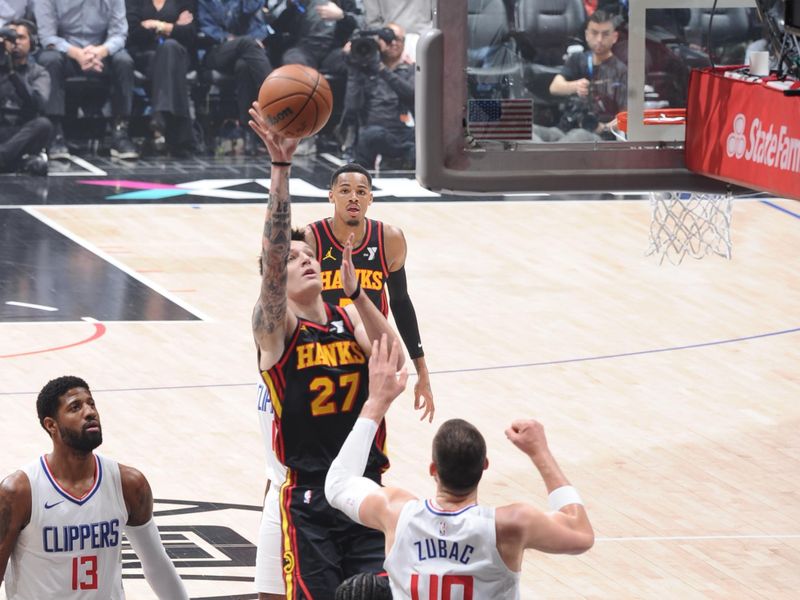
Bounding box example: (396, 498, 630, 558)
(416, 0, 759, 194)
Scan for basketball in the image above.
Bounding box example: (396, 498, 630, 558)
(258, 65, 333, 139)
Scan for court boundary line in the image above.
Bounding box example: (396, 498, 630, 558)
(597, 533, 800, 542)
(430, 327, 800, 376)
(1, 327, 797, 395)
(760, 199, 800, 220)
(23, 207, 210, 322)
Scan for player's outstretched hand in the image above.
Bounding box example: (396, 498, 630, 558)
(505, 419, 550, 460)
(340, 233, 358, 297)
(414, 372, 434, 423)
(363, 334, 408, 420)
(248, 101, 300, 163)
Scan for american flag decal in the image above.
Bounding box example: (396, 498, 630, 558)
(467, 99, 533, 140)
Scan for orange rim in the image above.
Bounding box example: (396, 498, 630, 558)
(616, 109, 686, 133)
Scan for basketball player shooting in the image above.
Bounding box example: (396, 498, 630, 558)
(0, 376, 188, 599)
(248, 102, 407, 598)
(326, 334, 595, 599)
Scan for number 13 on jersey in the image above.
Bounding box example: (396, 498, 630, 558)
(72, 555, 98, 590)
(411, 573, 474, 600)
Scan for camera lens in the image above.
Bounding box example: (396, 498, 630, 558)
(350, 36, 380, 69)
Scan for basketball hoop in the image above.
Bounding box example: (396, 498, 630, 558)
(608, 108, 686, 141)
(610, 109, 732, 264)
(646, 191, 733, 264)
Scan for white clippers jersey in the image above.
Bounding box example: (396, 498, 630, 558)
(384, 500, 520, 600)
(257, 380, 287, 485)
(5, 454, 129, 600)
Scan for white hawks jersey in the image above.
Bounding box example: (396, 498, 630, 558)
(384, 499, 520, 600)
(5, 454, 129, 599)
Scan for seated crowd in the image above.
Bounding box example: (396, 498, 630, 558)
(0, 0, 430, 174)
(469, 0, 762, 143)
(3, 0, 763, 174)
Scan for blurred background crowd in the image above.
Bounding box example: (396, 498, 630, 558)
(0, 0, 777, 174)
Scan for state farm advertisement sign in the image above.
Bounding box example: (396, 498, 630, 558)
(686, 68, 800, 200)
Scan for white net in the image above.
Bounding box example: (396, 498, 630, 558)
(647, 191, 733, 265)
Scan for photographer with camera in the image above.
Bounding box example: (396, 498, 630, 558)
(341, 22, 414, 169)
(549, 9, 626, 141)
(0, 19, 52, 175)
(362, 0, 433, 62)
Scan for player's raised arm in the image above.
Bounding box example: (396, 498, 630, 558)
(496, 420, 594, 566)
(342, 233, 405, 369)
(0, 471, 31, 583)
(326, 335, 414, 533)
(248, 102, 301, 359)
(121, 465, 189, 600)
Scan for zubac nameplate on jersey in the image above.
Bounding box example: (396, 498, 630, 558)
(415, 538, 476, 565)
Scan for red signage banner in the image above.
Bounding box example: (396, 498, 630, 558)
(686, 67, 800, 200)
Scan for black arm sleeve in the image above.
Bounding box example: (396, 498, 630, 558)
(387, 266, 424, 360)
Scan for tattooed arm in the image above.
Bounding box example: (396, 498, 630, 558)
(0, 471, 31, 582)
(248, 101, 301, 368)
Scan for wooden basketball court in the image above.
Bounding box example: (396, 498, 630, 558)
(2, 194, 799, 599)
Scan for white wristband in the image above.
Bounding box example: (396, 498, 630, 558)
(547, 485, 583, 511)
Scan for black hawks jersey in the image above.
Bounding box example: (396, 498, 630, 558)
(259, 303, 389, 478)
(308, 218, 390, 316)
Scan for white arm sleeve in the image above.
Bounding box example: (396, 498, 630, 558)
(125, 519, 189, 600)
(325, 417, 381, 525)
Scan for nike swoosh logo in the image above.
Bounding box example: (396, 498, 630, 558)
(44, 500, 65, 509)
